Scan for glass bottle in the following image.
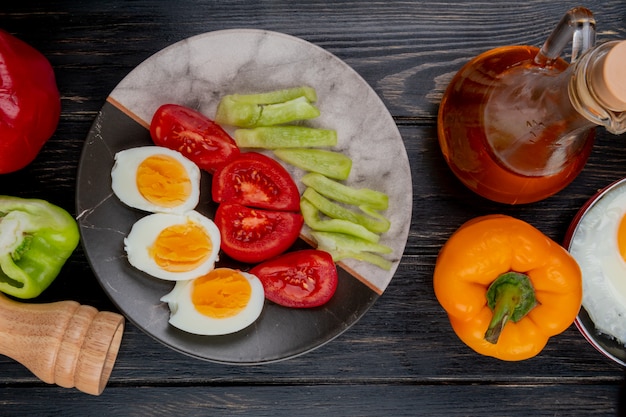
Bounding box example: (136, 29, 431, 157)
(437, 7, 626, 204)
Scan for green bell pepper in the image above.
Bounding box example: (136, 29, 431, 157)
(300, 198, 380, 243)
(274, 148, 352, 180)
(302, 187, 390, 234)
(234, 126, 337, 148)
(219, 86, 317, 104)
(310, 230, 393, 271)
(0, 196, 79, 299)
(300, 172, 389, 210)
(215, 86, 320, 128)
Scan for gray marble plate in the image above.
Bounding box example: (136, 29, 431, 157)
(76, 29, 412, 364)
(565, 178, 626, 367)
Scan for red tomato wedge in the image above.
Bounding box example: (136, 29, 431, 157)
(150, 103, 240, 173)
(250, 249, 338, 308)
(214, 203, 303, 263)
(212, 152, 300, 211)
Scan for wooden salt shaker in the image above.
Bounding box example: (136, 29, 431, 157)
(0, 292, 124, 395)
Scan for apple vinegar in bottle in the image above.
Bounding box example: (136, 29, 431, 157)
(437, 7, 626, 204)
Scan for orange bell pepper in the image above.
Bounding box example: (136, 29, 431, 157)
(433, 214, 582, 361)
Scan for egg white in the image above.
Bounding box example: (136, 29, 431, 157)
(124, 211, 220, 281)
(160, 270, 265, 336)
(569, 181, 626, 345)
(111, 146, 200, 214)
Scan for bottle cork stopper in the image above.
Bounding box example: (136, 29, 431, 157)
(591, 40, 626, 111)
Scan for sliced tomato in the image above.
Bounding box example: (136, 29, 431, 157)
(214, 203, 303, 263)
(212, 152, 300, 211)
(250, 249, 338, 308)
(150, 103, 240, 173)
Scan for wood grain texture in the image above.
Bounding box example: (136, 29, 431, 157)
(0, 0, 625, 415)
(0, 384, 624, 416)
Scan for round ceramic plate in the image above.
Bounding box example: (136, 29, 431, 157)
(76, 29, 412, 364)
(564, 178, 626, 367)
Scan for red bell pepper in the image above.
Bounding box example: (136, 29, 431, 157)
(0, 30, 61, 174)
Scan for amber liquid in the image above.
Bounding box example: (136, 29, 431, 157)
(438, 46, 595, 204)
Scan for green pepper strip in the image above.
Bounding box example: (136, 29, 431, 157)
(222, 86, 317, 104)
(311, 230, 393, 270)
(301, 172, 389, 211)
(300, 198, 379, 243)
(302, 188, 390, 233)
(234, 126, 337, 149)
(0, 196, 79, 299)
(215, 96, 320, 128)
(484, 272, 538, 344)
(274, 148, 352, 180)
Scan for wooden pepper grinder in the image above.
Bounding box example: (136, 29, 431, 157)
(0, 292, 124, 395)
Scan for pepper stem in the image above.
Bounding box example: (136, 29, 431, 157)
(484, 272, 537, 344)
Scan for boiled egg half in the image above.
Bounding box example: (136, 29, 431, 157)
(112, 146, 200, 214)
(124, 210, 220, 281)
(161, 268, 265, 336)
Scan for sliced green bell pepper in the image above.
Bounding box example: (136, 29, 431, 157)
(274, 148, 352, 180)
(234, 126, 337, 148)
(301, 172, 389, 210)
(0, 196, 79, 299)
(300, 198, 379, 243)
(215, 86, 321, 128)
(302, 187, 390, 234)
(310, 230, 393, 271)
(220, 86, 317, 104)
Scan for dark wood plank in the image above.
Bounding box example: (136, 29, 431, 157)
(2, 1, 625, 121)
(0, 384, 623, 416)
(0, 1, 625, 415)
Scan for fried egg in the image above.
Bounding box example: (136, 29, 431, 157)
(160, 268, 265, 336)
(124, 211, 220, 281)
(112, 146, 200, 214)
(569, 180, 626, 345)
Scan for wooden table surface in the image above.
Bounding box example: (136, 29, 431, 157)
(1, 1, 626, 415)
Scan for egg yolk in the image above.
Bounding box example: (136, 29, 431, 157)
(618, 213, 626, 263)
(149, 221, 212, 272)
(191, 269, 252, 319)
(136, 154, 192, 208)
